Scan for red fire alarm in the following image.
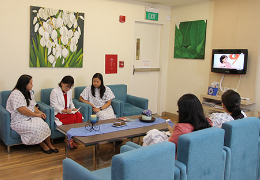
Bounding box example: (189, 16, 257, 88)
(119, 15, 125, 23)
(119, 61, 124, 68)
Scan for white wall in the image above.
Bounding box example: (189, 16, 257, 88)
(0, 0, 171, 104)
(166, 1, 214, 113)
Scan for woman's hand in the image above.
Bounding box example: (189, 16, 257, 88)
(168, 124, 175, 134)
(62, 109, 72, 114)
(37, 112, 46, 119)
(92, 107, 101, 113)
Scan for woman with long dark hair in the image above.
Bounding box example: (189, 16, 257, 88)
(168, 94, 212, 148)
(79, 73, 116, 120)
(210, 89, 246, 128)
(6, 75, 58, 154)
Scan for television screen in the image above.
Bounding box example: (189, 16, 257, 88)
(211, 49, 248, 74)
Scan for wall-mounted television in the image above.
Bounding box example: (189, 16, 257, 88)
(211, 49, 248, 74)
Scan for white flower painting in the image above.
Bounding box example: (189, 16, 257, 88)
(30, 6, 84, 67)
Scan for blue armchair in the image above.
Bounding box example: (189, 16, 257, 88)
(40, 88, 89, 139)
(107, 84, 148, 117)
(74, 86, 121, 118)
(63, 141, 176, 180)
(176, 127, 226, 180)
(222, 117, 259, 180)
(0, 90, 50, 153)
(124, 127, 226, 180)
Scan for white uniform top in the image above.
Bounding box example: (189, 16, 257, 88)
(210, 111, 247, 128)
(80, 86, 116, 120)
(6, 90, 51, 145)
(50, 87, 75, 115)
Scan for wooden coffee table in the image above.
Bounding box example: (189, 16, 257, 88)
(57, 115, 168, 169)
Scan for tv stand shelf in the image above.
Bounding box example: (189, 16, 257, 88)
(200, 94, 255, 117)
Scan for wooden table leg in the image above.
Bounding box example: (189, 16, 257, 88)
(65, 136, 68, 158)
(93, 144, 98, 170)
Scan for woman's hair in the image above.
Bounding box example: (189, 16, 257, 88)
(58, 75, 74, 88)
(178, 94, 211, 131)
(220, 55, 228, 63)
(91, 73, 105, 98)
(221, 89, 244, 120)
(14, 74, 32, 106)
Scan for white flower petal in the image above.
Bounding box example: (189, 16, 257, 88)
(69, 13, 76, 23)
(70, 45, 77, 52)
(40, 38, 46, 47)
(51, 30, 57, 40)
(48, 55, 55, 63)
(34, 23, 39, 32)
(61, 36, 69, 45)
(79, 16, 84, 20)
(78, 26, 81, 36)
(39, 26, 44, 36)
(74, 31, 80, 40)
(62, 48, 69, 58)
(33, 17, 37, 24)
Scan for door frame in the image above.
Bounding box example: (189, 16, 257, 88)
(131, 19, 167, 115)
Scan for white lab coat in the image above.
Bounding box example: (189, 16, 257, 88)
(50, 87, 75, 115)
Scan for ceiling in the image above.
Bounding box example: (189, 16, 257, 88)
(128, 0, 210, 7)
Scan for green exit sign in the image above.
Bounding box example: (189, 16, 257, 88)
(146, 12, 158, 21)
(146, 7, 159, 21)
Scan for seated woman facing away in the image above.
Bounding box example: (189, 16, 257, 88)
(209, 89, 246, 128)
(79, 73, 116, 120)
(143, 94, 212, 155)
(167, 94, 212, 150)
(6, 75, 58, 154)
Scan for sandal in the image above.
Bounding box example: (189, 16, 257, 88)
(72, 141, 78, 149)
(69, 139, 74, 150)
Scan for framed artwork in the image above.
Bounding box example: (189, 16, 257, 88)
(105, 54, 117, 74)
(174, 20, 207, 59)
(30, 6, 84, 67)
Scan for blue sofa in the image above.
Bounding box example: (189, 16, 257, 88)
(74, 84, 149, 118)
(40, 88, 89, 139)
(63, 141, 177, 180)
(107, 84, 148, 117)
(0, 90, 50, 153)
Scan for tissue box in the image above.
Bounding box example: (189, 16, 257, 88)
(207, 87, 218, 96)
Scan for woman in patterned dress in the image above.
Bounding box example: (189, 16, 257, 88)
(209, 89, 246, 128)
(79, 73, 116, 120)
(6, 75, 58, 154)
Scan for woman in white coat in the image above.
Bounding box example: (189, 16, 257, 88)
(50, 75, 82, 149)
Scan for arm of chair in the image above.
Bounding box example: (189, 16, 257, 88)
(36, 101, 51, 127)
(125, 141, 142, 149)
(258, 137, 260, 179)
(111, 99, 122, 118)
(0, 105, 11, 144)
(120, 142, 142, 153)
(175, 160, 187, 180)
(120, 145, 137, 153)
(73, 99, 91, 122)
(63, 158, 101, 180)
(223, 146, 231, 180)
(126, 94, 148, 110)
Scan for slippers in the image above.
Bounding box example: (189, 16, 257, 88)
(41, 148, 52, 154)
(51, 148, 59, 153)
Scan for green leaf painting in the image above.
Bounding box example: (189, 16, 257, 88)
(174, 20, 207, 59)
(30, 6, 84, 67)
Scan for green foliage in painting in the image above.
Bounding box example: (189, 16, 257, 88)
(174, 20, 207, 59)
